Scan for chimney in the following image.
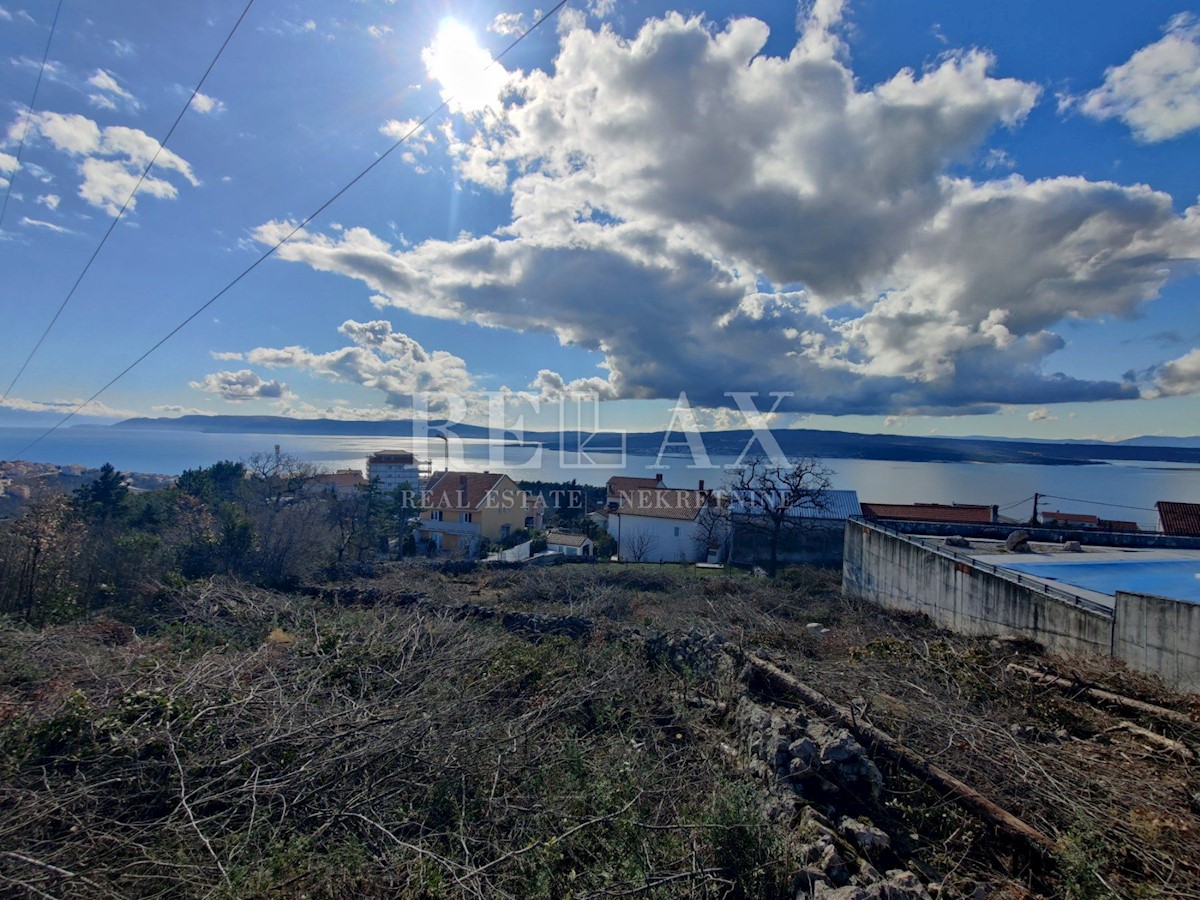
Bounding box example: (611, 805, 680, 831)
(655, 473, 663, 484)
(458, 474, 468, 506)
(991, 505, 999, 524)
(698, 479, 705, 491)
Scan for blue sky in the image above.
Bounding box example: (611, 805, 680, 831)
(1, 0, 1198, 441)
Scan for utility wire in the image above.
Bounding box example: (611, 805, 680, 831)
(0, 0, 64, 233)
(1038, 493, 1157, 513)
(11, 0, 570, 459)
(0, 0, 257, 406)
(997, 495, 1034, 511)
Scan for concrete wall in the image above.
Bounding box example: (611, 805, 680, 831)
(845, 520, 1200, 692)
(1113, 592, 1200, 692)
(843, 520, 1113, 659)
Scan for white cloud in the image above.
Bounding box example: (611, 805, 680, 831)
(16, 111, 199, 214)
(367, 24, 392, 39)
(19, 216, 73, 234)
(523, 368, 618, 403)
(238, 319, 478, 416)
(189, 369, 294, 402)
(0, 7, 11, 21)
(1146, 348, 1200, 397)
(190, 91, 225, 115)
(1027, 407, 1056, 422)
(109, 38, 136, 57)
(210, 350, 244, 360)
(0, 151, 17, 174)
(2, 395, 136, 418)
(35, 193, 59, 209)
(302, 19, 316, 32)
(488, 12, 524, 36)
(253, 7, 1200, 417)
(587, 0, 615, 17)
(86, 68, 140, 110)
(1078, 14, 1200, 141)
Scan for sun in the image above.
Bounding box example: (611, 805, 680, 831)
(422, 19, 508, 114)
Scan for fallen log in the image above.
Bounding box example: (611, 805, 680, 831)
(1104, 721, 1195, 760)
(1006, 663, 1198, 731)
(742, 652, 1058, 856)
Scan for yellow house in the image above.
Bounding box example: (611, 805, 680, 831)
(418, 471, 542, 556)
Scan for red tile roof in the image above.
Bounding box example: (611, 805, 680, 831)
(1041, 511, 1100, 525)
(613, 488, 711, 521)
(425, 471, 516, 511)
(314, 471, 367, 489)
(1157, 501, 1200, 536)
(860, 502, 994, 525)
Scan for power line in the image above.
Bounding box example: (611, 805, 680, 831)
(11, 0, 570, 459)
(0, 0, 257, 405)
(997, 495, 1034, 511)
(0, 0, 64, 233)
(1038, 493, 1157, 513)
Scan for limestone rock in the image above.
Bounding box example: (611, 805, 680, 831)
(1005, 530, 1031, 552)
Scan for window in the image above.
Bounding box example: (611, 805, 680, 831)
(673, 526, 680, 537)
(500, 524, 511, 538)
(461, 512, 473, 523)
(431, 510, 443, 521)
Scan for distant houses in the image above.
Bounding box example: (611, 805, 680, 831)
(311, 469, 368, 497)
(366, 450, 425, 494)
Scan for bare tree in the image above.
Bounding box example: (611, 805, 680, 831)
(625, 529, 658, 563)
(724, 456, 833, 576)
(693, 494, 730, 563)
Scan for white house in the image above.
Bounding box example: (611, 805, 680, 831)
(609, 479, 722, 563)
(545, 531, 593, 557)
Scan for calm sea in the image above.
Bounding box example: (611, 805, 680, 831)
(3, 426, 1197, 529)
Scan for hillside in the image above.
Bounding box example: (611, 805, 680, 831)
(110, 415, 1200, 466)
(2, 564, 1198, 898)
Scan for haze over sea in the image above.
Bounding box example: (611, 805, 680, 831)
(4, 426, 1197, 530)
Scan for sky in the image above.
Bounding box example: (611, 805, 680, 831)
(0, 0, 1198, 442)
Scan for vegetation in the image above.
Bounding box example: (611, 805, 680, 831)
(2, 459, 1199, 897)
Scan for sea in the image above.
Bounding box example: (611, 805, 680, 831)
(3, 426, 1198, 530)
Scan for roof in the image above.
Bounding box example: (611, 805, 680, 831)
(860, 502, 994, 525)
(368, 450, 416, 464)
(1157, 501, 1200, 536)
(728, 489, 861, 520)
(1042, 511, 1100, 525)
(612, 488, 710, 521)
(546, 531, 591, 547)
(607, 475, 664, 498)
(314, 471, 367, 489)
(425, 471, 514, 510)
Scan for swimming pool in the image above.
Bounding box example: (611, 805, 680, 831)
(1001, 558, 1200, 603)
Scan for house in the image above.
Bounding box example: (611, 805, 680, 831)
(609, 479, 720, 563)
(418, 471, 538, 556)
(545, 531, 593, 557)
(1157, 501, 1200, 536)
(367, 450, 426, 495)
(729, 489, 861, 567)
(311, 469, 368, 498)
(859, 502, 997, 525)
(1040, 510, 1099, 528)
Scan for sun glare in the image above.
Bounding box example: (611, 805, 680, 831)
(422, 19, 508, 114)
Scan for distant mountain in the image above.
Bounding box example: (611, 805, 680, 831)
(111, 415, 1200, 467)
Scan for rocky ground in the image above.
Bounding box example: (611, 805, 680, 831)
(1, 562, 1198, 898)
